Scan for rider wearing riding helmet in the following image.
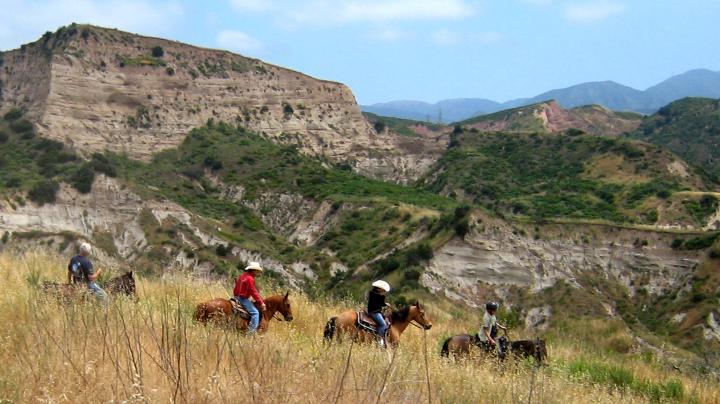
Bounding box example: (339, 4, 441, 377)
(368, 280, 391, 348)
(478, 301, 507, 351)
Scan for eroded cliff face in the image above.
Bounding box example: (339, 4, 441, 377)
(0, 25, 441, 182)
(0, 176, 319, 285)
(422, 214, 702, 306)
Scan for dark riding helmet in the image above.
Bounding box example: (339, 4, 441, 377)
(486, 301, 499, 311)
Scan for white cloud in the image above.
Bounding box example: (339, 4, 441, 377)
(0, 0, 183, 50)
(216, 30, 264, 56)
(565, 1, 627, 23)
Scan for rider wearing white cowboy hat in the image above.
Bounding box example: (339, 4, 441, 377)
(368, 280, 391, 347)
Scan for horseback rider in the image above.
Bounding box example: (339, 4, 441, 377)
(478, 301, 507, 352)
(67, 242, 108, 304)
(368, 280, 391, 348)
(233, 262, 266, 334)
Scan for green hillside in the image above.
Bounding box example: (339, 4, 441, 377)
(362, 111, 443, 137)
(631, 97, 720, 184)
(422, 129, 710, 224)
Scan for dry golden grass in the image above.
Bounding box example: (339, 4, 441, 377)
(0, 251, 717, 403)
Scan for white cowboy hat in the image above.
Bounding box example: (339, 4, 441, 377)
(372, 280, 390, 292)
(245, 261, 263, 272)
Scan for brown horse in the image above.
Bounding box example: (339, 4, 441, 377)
(194, 292, 293, 333)
(323, 301, 432, 346)
(441, 333, 509, 360)
(40, 271, 137, 302)
(509, 339, 548, 365)
(441, 334, 547, 365)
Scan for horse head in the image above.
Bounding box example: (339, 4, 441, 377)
(106, 271, 136, 297)
(269, 291, 293, 321)
(410, 301, 432, 330)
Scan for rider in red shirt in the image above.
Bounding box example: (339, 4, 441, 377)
(233, 262, 265, 333)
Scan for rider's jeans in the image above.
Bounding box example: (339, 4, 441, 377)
(238, 297, 260, 332)
(88, 281, 108, 305)
(370, 312, 388, 337)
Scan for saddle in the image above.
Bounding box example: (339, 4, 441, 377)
(229, 298, 251, 320)
(356, 311, 390, 335)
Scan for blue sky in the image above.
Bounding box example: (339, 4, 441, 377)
(1, 0, 719, 104)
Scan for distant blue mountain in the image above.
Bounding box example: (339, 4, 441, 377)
(361, 69, 720, 122)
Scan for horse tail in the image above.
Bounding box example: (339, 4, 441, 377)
(194, 302, 207, 323)
(323, 317, 337, 342)
(440, 336, 452, 357)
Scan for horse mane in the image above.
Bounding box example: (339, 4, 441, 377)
(391, 301, 419, 323)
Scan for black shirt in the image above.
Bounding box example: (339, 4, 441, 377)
(68, 255, 94, 283)
(367, 289, 386, 313)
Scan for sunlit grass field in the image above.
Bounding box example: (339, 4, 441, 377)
(0, 251, 717, 403)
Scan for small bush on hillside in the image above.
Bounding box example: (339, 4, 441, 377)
(165, 67, 175, 76)
(283, 103, 294, 116)
(0, 130, 8, 143)
(152, 46, 164, 58)
(9, 119, 33, 134)
(373, 121, 386, 133)
(28, 180, 60, 205)
(81, 29, 90, 40)
(89, 153, 118, 177)
(452, 125, 463, 134)
(70, 164, 95, 194)
(3, 108, 23, 121)
(454, 218, 469, 237)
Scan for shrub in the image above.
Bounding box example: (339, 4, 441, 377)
(70, 164, 95, 193)
(379, 257, 400, 273)
(3, 108, 23, 121)
(81, 29, 90, 40)
(215, 244, 231, 257)
(28, 180, 60, 205)
(670, 238, 683, 249)
(452, 125, 463, 134)
(165, 66, 175, 76)
(152, 46, 164, 58)
(90, 153, 117, 177)
(9, 119, 33, 134)
(0, 130, 8, 143)
(1, 231, 9, 244)
(373, 121, 386, 133)
(454, 218, 469, 237)
(283, 103, 294, 116)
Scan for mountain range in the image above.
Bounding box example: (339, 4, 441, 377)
(362, 69, 720, 122)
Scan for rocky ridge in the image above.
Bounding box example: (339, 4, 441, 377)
(0, 25, 441, 183)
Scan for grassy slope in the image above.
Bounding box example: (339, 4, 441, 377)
(631, 97, 720, 184)
(102, 122, 456, 293)
(362, 112, 444, 137)
(456, 102, 548, 132)
(423, 129, 713, 225)
(1, 251, 715, 403)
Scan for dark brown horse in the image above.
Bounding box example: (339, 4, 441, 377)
(323, 301, 432, 346)
(194, 292, 293, 333)
(441, 334, 547, 365)
(40, 271, 137, 302)
(509, 339, 548, 365)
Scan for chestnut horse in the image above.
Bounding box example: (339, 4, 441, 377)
(194, 292, 293, 333)
(323, 301, 432, 346)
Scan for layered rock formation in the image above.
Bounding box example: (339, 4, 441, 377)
(0, 25, 441, 182)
